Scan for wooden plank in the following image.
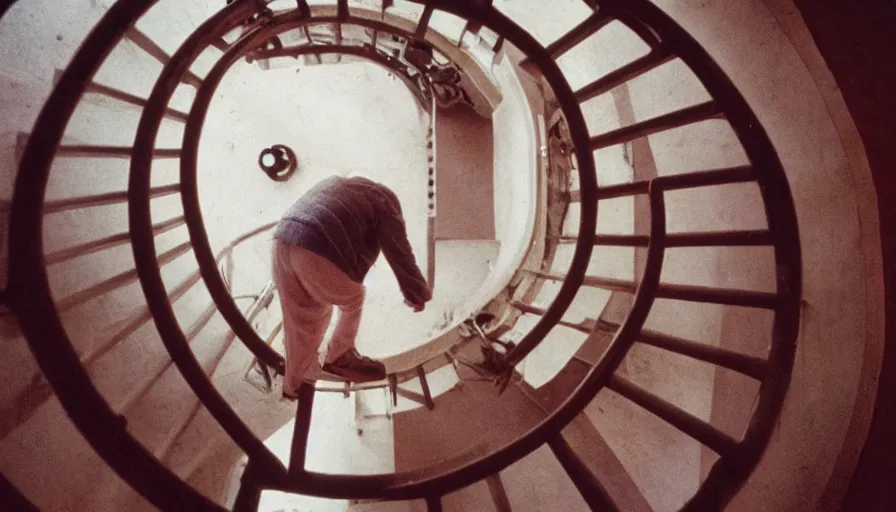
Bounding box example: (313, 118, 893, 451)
(288, 382, 317, 476)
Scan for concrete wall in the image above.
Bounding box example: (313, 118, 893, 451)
(470, 54, 540, 311)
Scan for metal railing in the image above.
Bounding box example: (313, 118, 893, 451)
(4, 0, 801, 510)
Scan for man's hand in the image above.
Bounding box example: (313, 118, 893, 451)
(404, 285, 431, 313)
(404, 299, 425, 313)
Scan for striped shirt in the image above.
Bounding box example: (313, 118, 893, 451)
(274, 176, 430, 305)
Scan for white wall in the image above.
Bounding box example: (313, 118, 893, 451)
(474, 55, 538, 308)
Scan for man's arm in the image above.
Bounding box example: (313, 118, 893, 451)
(375, 187, 431, 307)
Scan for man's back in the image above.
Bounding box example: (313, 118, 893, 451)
(274, 176, 429, 305)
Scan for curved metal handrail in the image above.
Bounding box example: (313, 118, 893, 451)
(173, 9, 528, 381)
(129, 0, 290, 480)
(621, 0, 802, 505)
(131, 0, 597, 497)
(251, 42, 430, 110)
(7, 0, 801, 508)
(7, 0, 229, 508)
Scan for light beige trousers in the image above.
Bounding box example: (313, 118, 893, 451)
(271, 241, 365, 393)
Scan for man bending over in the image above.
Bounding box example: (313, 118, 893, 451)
(272, 175, 431, 398)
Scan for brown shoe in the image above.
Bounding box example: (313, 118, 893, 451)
(322, 349, 386, 383)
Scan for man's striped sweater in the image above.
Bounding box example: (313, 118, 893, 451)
(273, 175, 430, 305)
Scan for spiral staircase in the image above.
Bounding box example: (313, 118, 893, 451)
(0, 0, 885, 511)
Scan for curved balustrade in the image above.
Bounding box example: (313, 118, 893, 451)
(3, 0, 801, 510)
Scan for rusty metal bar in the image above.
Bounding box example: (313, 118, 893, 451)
(595, 181, 650, 200)
(485, 474, 512, 512)
(295, 0, 310, 18)
(73, 74, 191, 122)
(10, 226, 253, 442)
(336, 0, 348, 19)
(9, 1, 792, 505)
(637, 328, 767, 380)
(7, 0, 232, 507)
(590, 101, 724, 150)
(553, 234, 650, 247)
(416, 365, 435, 410)
(493, 35, 505, 53)
(44, 184, 180, 214)
(528, 268, 775, 308)
(594, 318, 767, 379)
(553, 229, 772, 248)
(545, 11, 612, 61)
(389, 373, 399, 407)
(591, 165, 754, 201)
(664, 229, 773, 247)
(415, 4, 434, 39)
(548, 433, 620, 511)
(575, 47, 674, 103)
(657, 283, 778, 309)
(175, 24, 290, 385)
(607, 374, 739, 457)
(605, 4, 663, 48)
(425, 495, 443, 512)
(395, 386, 429, 406)
(205, 283, 273, 380)
(244, 0, 798, 499)
(249, 41, 429, 110)
(125, 27, 204, 88)
(57, 145, 181, 159)
(210, 37, 230, 51)
(243, 321, 284, 387)
(233, 462, 263, 512)
(526, 269, 637, 293)
(654, 165, 754, 191)
(56, 241, 191, 312)
(457, 19, 482, 48)
(45, 215, 185, 265)
(288, 382, 317, 476)
(510, 301, 594, 335)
